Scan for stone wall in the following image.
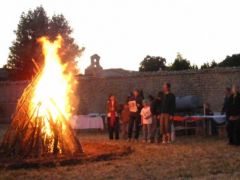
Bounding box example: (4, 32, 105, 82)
(0, 81, 28, 122)
(0, 68, 240, 122)
(77, 68, 240, 114)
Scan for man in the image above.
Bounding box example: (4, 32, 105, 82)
(161, 83, 176, 144)
(221, 87, 231, 140)
(221, 87, 231, 115)
(227, 85, 240, 145)
(128, 89, 143, 141)
(150, 91, 164, 143)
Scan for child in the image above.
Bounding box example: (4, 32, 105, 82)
(120, 103, 130, 139)
(140, 99, 152, 143)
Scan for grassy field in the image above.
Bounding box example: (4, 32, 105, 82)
(0, 124, 240, 180)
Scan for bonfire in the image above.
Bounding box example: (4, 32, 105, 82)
(0, 35, 83, 158)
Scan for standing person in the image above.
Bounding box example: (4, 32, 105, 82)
(106, 95, 119, 140)
(204, 103, 214, 116)
(120, 103, 130, 139)
(221, 87, 231, 140)
(150, 91, 164, 143)
(221, 87, 231, 115)
(141, 100, 152, 143)
(161, 83, 176, 144)
(204, 103, 217, 136)
(128, 89, 143, 141)
(227, 85, 240, 145)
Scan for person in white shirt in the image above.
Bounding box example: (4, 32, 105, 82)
(127, 89, 143, 141)
(141, 99, 152, 143)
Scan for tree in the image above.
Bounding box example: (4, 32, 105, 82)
(48, 14, 84, 73)
(169, 53, 198, 71)
(201, 60, 218, 69)
(139, 55, 166, 72)
(218, 54, 240, 67)
(5, 6, 83, 80)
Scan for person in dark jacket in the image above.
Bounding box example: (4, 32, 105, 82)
(150, 91, 164, 143)
(106, 95, 119, 140)
(221, 87, 231, 140)
(227, 85, 240, 145)
(128, 89, 143, 141)
(161, 83, 176, 144)
(221, 87, 231, 115)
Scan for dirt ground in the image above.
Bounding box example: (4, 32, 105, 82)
(1, 124, 240, 180)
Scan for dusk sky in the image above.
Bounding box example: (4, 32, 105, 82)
(0, 0, 240, 73)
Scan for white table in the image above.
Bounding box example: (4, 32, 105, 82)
(189, 115, 226, 136)
(70, 115, 104, 130)
(190, 115, 226, 124)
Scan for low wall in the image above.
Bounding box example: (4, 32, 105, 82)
(0, 68, 240, 122)
(0, 81, 28, 123)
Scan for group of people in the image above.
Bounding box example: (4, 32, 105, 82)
(106, 83, 176, 144)
(106, 82, 240, 146)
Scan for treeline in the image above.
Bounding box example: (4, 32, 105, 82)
(139, 53, 240, 72)
(3, 6, 84, 80)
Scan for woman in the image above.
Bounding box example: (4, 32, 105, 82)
(106, 95, 119, 140)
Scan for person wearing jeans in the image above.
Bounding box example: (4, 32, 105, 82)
(128, 89, 143, 141)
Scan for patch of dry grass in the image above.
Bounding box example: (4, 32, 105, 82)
(0, 125, 240, 180)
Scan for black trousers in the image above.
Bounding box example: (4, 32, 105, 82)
(107, 118, 119, 140)
(211, 119, 218, 136)
(227, 119, 240, 145)
(128, 114, 140, 140)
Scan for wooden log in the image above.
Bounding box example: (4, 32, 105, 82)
(0, 65, 83, 158)
(49, 98, 83, 154)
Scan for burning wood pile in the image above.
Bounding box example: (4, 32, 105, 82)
(0, 36, 83, 158)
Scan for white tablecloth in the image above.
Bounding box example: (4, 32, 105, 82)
(191, 115, 226, 124)
(70, 115, 104, 130)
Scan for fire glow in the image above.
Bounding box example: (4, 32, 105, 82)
(0, 35, 82, 157)
(31, 36, 72, 152)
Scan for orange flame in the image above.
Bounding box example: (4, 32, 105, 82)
(30, 35, 75, 153)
